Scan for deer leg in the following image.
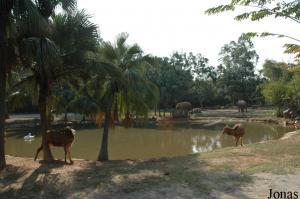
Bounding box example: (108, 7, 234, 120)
(64, 146, 67, 163)
(235, 137, 240, 147)
(67, 146, 73, 164)
(241, 136, 244, 146)
(34, 145, 43, 161)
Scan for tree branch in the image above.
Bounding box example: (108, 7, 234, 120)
(237, 4, 300, 24)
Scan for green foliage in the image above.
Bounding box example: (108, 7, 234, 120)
(261, 60, 291, 81)
(261, 60, 300, 113)
(217, 36, 260, 103)
(262, 80, 287, 106)
(206, 0, 300, 59)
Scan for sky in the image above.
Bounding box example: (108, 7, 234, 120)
(77, 0, 299, 69)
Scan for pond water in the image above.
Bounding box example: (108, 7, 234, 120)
(5, 122, 293, 160)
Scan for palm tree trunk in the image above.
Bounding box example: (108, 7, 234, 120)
(113, 101, 119, 123)
(98, 98, 113, 161)
(0, 64, 6, 170)
(64, 112, 68, 124)
(38, 88, 54, 162)
(124, 111, 131, 127)
(158, 105, 161, 117)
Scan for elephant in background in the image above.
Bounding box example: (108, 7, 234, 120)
(176, 102, 192, 117)
(237, 100, 247, 113)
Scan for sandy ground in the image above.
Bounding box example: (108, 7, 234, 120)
(1, 130, 300, 199)
(1, 155, 300, 199)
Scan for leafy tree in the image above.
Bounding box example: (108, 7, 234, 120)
(52, 85, 75, 122)
(261, 60, 300, 114)
(261, 59, 292, 81)
(146, 53, 196, 113)
(192, 79, 216, 108)
(218, 36, 259, 104)
(206, 0, 300, 59)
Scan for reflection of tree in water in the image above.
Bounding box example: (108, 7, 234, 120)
(191, 134, 222, 153)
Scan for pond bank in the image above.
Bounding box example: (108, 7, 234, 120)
(1, 129, 300, 199)
(5, 108, 296, 130)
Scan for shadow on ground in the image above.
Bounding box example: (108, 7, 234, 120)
(0, 154, 254, 199)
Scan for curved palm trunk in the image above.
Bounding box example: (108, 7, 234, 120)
(124, 111, 131, 128)
(0, 64, 6, 170)
(38, 88, 54, 161)
(98, 98, 113, 161)
(64, 112, 68, 124)
(113, 100, 119, 123)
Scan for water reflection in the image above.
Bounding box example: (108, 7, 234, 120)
(5, 122, 294, 160)
(192, 134, 222, 153)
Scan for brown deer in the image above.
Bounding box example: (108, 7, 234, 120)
(34, 126, 76, 164)
(222, 124, 245, 146)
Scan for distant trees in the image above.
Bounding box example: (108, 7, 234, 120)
(217, 36, 260, 104)
(145, 39, 264, 112)
(261, 60, 300, 116)
(205, 0, 300, 111)
(145, 54, 193, 114)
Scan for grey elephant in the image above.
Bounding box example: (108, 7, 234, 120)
(237, 100, 247, 113)
(176, 102, 192, 117)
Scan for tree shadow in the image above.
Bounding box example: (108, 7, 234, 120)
(0, 160, 66, 199)
(1, 155, 257, 198)
(0, 165, 27, 187)
(70, 155, 254, 199)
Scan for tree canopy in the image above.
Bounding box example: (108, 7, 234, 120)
(206, 0, 300, 60)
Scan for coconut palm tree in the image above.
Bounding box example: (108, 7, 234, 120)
(18, 9, 99, 161)
(97, 33, 159, 161)
(0, 0, 43, 170)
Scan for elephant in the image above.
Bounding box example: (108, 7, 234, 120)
(237, 100, 247, 113)
(176, 102, 192, 117)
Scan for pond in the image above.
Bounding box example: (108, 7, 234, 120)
(5, 122, 294, 160)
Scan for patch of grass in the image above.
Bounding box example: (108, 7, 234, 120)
(251, 142, 300, 156)
(200, 147, 235, 159)
(244, 162, 292, 175)
(291, 158, 300, 167)
(217, 172, 253, 186)
(211, 163, 234, 172)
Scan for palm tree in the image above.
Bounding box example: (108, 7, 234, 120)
(97, 33, 159, 161)
(0, 0, 42, 170)
(19, 9, 99, 161)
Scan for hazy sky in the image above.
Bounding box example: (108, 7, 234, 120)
(77, 0, 299, 68)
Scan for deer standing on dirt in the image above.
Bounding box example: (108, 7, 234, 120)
(222, 124, 245, 146)
(34, 126, 76, 164)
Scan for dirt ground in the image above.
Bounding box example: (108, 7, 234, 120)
(1, 130, 300, 199)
